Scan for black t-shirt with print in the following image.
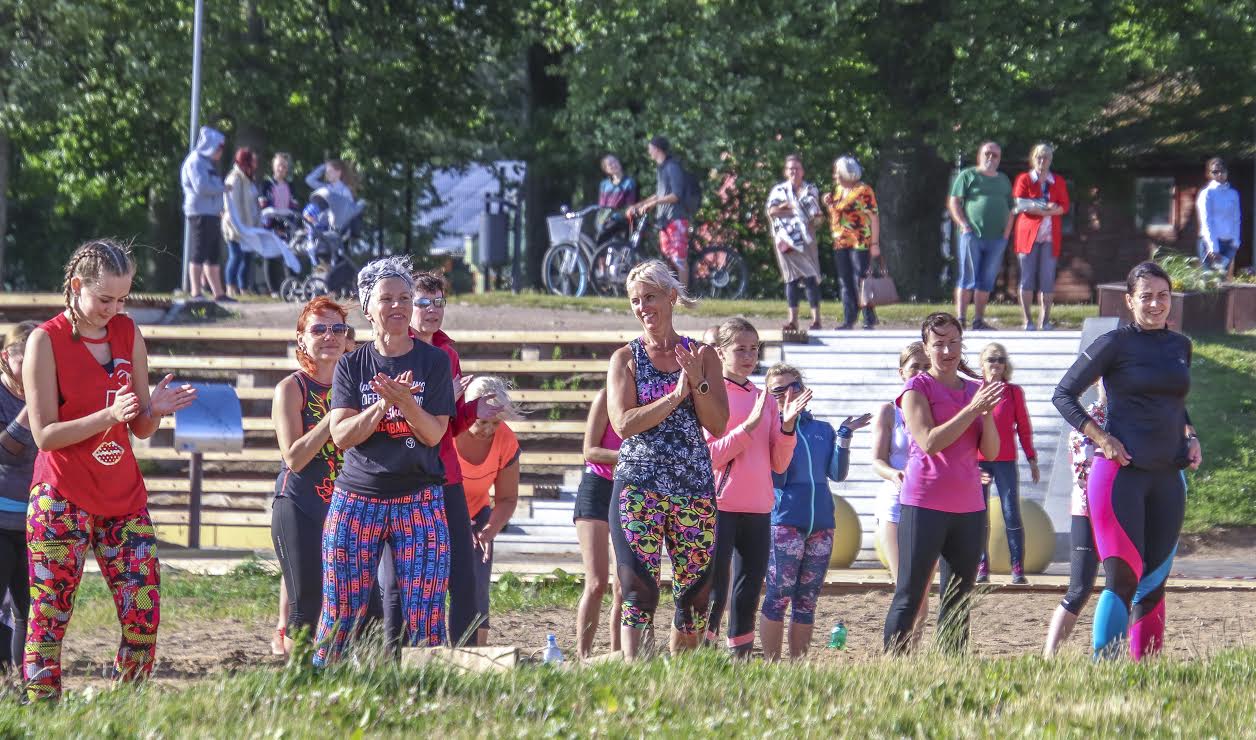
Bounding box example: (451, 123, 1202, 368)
(330, 340, 456, 497)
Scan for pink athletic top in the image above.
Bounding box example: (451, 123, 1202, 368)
(585, 423, 623, 481)
(896, 373, 985, 514)
(705, 378, 796, 514)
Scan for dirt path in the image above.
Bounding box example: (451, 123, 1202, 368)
(52, 587, 1256, 692)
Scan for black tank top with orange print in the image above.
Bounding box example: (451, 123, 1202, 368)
(273, 372, 343, 520)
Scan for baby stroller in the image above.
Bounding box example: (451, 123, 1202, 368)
(278, 188, 364, 302)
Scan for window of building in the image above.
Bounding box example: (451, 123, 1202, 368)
(1134, 177, 1175, 230)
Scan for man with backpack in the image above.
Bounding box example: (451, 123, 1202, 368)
(629, 136, 699, 288)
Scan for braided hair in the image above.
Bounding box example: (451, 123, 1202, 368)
(62, 239, 136, 341)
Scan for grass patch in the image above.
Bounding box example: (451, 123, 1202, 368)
(455, 291, 1099, 327)
(69, 562, 588, 633)
(1184, 334, 1256, 531)
(3, 649, 1256, 735)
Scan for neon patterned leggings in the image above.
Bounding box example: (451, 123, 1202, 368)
(25, 483, 160, 702)
(761, 526, 834, 625)
(314, 487, 449, 666)
(610, 482, 716, 634)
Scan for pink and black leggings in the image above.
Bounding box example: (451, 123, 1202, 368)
(1087, 458, 1185, 660)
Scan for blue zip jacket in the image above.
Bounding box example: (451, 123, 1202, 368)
(770, 411, 850, 533)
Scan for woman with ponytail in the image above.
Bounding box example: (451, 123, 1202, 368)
(882, 312, 1002, 654)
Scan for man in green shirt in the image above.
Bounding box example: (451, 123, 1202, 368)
(947, 141, 1014, 330)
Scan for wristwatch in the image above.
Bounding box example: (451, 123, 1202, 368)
(695, 380, 710, 395)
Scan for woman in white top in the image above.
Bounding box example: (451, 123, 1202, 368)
(765, 154, 824, 332)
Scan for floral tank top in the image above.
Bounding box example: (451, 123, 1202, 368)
(613, 338, 715, 497)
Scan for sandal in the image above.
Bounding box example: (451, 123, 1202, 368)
(781, 321, 799, 332)
(271, 628, 287, 657)
(808, 321, 822, 331)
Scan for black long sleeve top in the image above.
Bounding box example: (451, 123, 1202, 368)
(1053, 324, 1192, 472)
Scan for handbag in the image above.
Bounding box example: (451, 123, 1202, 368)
(859, 256, 899, 308)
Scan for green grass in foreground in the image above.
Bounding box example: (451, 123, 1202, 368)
(1184, 335, 1256, 531)
(69, 563, 588, 631)
(455, 291, 1099, 327)
(3, 648, 1255, 736)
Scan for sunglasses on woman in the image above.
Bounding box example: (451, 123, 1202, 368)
(308, 323, 349, 336)
(769, 380, 804, 396)
(985, 356, 1007, 364)
(413, 296, 447, 309)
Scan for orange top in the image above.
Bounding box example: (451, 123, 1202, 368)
(456, 423, 520, 517)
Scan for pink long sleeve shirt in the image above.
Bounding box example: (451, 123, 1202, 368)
(704, 378, 797, 514)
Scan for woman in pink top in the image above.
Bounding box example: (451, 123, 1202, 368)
(882, 312, 1002, 654)
(976, 342, 1038, 585)
(573, 387, 624, 659)
(704, 318, 809, 656)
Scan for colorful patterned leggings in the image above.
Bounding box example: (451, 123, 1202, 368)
(761, 526, 834, 626)
(314, 487, 449, 666)
(610, 482, 716, 634)
(1087, 459, 1185, 661)
(25, 484, 160, 702)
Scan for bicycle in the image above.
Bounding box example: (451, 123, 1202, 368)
(541, 204, 610, 297)
(589, 212, 748, 299)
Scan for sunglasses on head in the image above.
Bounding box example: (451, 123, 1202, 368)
(413, 296, 447, 309)
(770, 380, 803, 395)
(985, 356, 1007, 364)
(308, 323, 349, 337)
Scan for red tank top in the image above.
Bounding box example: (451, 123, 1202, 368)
(31, 312, 147, 516)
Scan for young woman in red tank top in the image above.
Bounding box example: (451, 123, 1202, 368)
(22, 240, 197, 702)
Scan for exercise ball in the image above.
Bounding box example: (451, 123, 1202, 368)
(874, 527, 892, 571)
(828, 494, 863, 569)
(986, 496, 1055, 574)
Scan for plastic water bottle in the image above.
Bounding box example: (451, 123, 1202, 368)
(542, 634, 564, 664)
(828, 621, 847, 650)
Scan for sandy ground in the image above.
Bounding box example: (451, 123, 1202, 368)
(49, 586, 1256, 692)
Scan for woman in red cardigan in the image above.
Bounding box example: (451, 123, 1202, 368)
(1013, 143, 1070, 331)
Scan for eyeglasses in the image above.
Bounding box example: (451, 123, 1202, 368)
(413, 296, 447, 309)
(769, 380, 803, 395)
(308, 323, 349, 336)
(1210, 169, 1227, 175)
(985, 356, 1007, 364)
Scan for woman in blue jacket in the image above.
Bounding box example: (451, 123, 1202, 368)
(759, 363, 870, 660)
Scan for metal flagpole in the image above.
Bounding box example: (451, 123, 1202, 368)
(181, 0, 205, 293)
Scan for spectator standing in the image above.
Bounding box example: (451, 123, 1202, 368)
(259, 152, 298, 296)
(628, 136, 692, 289)
(598, 155, 639, 212)
(767, 155, 825, 331)
(1196, 157, 1242, 275)
(222, 148, 261, 298)
(180, 126, 230, 302)
(948, 141, 1014, 330)
(823, 156, 880, 330)
(1012, 143, 1070, 330)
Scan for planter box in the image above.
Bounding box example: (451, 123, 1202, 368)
(1097, 283, 1233, 335)
(1228, 283, 1256, 332)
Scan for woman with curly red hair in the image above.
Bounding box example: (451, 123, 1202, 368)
(270, 296, 352, 654)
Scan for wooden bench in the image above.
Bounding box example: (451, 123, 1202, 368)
(145, 355, 609, 374)
(134, 446, 586, 467)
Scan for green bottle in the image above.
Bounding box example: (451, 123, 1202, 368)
(828, 621, 847, 649)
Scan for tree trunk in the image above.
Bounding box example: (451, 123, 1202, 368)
(877, 138, 952, 301)
(0, 130, 8, 288)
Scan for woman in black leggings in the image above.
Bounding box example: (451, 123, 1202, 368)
(883, 313, 1002, 654)
(270, 297, 352, 653)
(0, 321, 38, 669)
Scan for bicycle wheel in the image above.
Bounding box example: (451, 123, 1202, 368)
(542, 242, 590, 297)
(690, 245, 748, 300)
(303, 276, 329, 300)
(590, 242, 642, 297)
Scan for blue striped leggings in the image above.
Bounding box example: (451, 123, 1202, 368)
(313, 486, 450, 665)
